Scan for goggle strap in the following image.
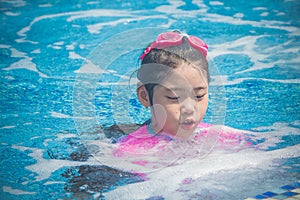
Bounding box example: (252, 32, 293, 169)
(139, 33, 208, 60)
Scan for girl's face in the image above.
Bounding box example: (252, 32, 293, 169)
(150, 64, 209, 138)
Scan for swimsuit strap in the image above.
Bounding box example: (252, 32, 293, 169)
(146, 119, 157, 135)
(146, 120, 173, 141)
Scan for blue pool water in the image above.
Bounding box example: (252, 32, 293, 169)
(0, 0, 300, 199)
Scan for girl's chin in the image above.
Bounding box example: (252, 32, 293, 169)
(160, 124, 198, 138)
(168, 128, 196, 139)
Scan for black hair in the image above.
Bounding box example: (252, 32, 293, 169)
(137, 34, 209, 106)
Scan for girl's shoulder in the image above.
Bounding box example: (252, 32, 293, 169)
(196, 122, 253, 136)
(117, 125, 149, 142)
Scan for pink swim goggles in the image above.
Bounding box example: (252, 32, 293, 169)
(139, 31, 208, 60)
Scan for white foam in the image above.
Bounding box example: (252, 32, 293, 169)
(30, 136, 40, 140)
(260, 12, 269, 17)
(0, 44, 10, 49)
(0, 126, 16, 129)
(53, 41, 64, 46)
(92, 121, 300, 199)
(3, 57, 48, 78)
(209, 1, 224, 6)
(87, 15, 167, 34)
(253, 7, 267, 11)
(51, 111, 94, 120)
(276, 12, 285, 16)
(56, 133, 77, 140)
(15, 38, 38, 44)
(2, 186, 36, 195)
(4, 76, 15, 80)
(79, 44, 85, 49)
(104, 144, 300, 199)
(202, 12, 300, 35)
(74, 59, 107, 74)
(1, 45, 48, 78)
(155, 0, 185, 13)
(48, 45, 62, 49)
(2, 0, 26, 7)
(43, 181, 65, 185)
(251, 121, 300, 150)
(210, 75, 300, 86)
(4, 12, 20, 16)
(96, 81, 132, 86)
(66, 44, 75, 50)
(11, 145, 100, 182)
(87, 1, 100, 5)
(17, 9, 133, 41)
(233, 13, 244, 18)
(66, 9, 133, 22)
(69, 51, 84, 60)
(151, 0, 209, 18)
(50, 111, 72, 118)
(10, 48, 26, 57)
(209, 34, 300, 76)
(31, 49, 40, 54)
(209, 35, 268, 74)
(38, 4, 52, 8)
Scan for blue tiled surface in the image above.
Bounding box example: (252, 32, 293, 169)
(293, 182, 300, 187)
(282, 191, 297, 197)
(254, 194, 266, 199)
(281, 185, 295, 190)
(246, 181, 300, 200)
(270, 188, 288, 194)
(262, 191, 276, 197)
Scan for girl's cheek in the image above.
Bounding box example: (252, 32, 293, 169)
(202, 102, 209, 115)
(166, 106, 180, 119)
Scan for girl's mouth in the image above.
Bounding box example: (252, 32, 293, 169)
(180, 119, 196, 130)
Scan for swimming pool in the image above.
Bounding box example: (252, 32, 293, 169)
(0, 0, 299, 199)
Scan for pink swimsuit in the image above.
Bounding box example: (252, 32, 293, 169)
(113, 122, 253, 158)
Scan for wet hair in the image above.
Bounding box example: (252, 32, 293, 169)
(137, 35, 209, 106)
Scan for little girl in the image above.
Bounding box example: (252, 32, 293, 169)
(114, 31, 252, 159)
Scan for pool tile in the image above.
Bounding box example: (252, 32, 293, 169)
(254, 194, 267, 199)
(291, 181, 300, 188)
(269, 188, 287, 194)
(282, 191, 298, 197)
(281, 185, 296, 190)
(272, 194, 288, 199)
(263, 191, 277, 197)
(248, 181, 300, 200)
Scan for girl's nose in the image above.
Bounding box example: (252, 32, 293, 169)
(181, 98, 196, 115)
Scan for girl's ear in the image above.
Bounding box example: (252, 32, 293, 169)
(137, 83, 150, 108)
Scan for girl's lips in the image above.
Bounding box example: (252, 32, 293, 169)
(180, 119, 196, 130)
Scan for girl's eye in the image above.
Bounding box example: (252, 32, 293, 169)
(195, 94, 206, 100)
(166, 96, 180, 100)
